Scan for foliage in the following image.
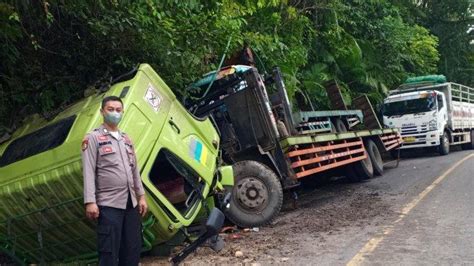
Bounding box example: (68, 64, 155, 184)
(397, 0, 473, 86)
(0, 0, 470, 133)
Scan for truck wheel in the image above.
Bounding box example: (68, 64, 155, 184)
(439, 131, 450, 155)
(334, 118, 348, 133)
(225, 160, 283, 228)
(346, 152, 374, 182)
(365, 139, 384, 176)
(330, 121, 337, 133)
(461, 130, 474, 150)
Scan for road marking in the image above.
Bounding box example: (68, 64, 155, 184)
(346, 153, 474, 266)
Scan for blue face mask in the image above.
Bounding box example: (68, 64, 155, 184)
(104, 111, 122, 125)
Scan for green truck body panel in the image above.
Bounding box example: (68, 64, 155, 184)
(0, 64, 231, 263)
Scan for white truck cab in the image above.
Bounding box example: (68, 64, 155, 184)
(383, 75, 474, 155)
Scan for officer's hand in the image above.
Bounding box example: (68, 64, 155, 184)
(85, 203, 100, 220)
(138, 196, 148, 217)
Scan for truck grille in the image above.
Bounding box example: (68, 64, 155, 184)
(401, 124, 428, 136)
(399, 124, 432, 146)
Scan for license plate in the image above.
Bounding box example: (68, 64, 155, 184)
(403, 136, 416, 143)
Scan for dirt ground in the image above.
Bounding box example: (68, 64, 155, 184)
(141, 177, 397, 265)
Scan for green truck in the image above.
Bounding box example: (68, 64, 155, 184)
(0, 64, 234, 264)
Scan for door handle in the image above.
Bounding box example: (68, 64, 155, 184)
(168, 118, 181, 134)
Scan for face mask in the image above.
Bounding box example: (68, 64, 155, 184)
(104, 111, 122, 125)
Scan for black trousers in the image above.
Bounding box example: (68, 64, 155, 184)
(97, 195, 142, 266)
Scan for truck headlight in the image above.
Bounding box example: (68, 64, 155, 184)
(428, 119, 437, 131)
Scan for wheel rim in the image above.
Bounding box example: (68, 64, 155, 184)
(234, 177, 269, 212)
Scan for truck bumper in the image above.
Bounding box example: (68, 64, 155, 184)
(400, 131, 440, 149)
(217, 165, 234, 187)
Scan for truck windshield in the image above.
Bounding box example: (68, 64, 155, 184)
(383, 96, 436, 116)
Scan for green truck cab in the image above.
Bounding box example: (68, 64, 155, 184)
(0, 64, 233, 264)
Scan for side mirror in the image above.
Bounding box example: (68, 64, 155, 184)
(205, 207, 225, 236)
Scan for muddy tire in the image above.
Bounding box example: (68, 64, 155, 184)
(439, 131, 450, 156)
(330, 121, 337, 133)
(225, 160, 283, 228)
(365, 139, 384, 176)
(334, 118, 348, 133)
(346, 152, 374, 182)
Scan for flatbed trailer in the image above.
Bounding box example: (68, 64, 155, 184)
(185, 64, 402, 228)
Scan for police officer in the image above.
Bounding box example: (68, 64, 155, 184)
(81, 96, 148, 265)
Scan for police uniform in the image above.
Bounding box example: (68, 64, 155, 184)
(82, 124, 145, 265)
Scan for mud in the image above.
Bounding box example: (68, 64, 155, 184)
(142, 177, 395, 265)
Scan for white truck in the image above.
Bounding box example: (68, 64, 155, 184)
(382, 75, 474, 155)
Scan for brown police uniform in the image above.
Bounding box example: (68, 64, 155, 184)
(81, 124, 145, 266)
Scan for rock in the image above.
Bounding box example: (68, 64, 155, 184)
(281, 257, 289, 262)
(235, 251, 244, 257)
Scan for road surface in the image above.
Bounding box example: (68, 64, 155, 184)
(142, 148, 474, 265)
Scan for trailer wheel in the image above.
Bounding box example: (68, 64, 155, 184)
(334, 118, 348, 133)
(365, 139, 384, 176)
(439, 131, 450, 155)
(346, 152, 374, 182)
(225, 160, 283, 228)
(461, 130, 474, 150)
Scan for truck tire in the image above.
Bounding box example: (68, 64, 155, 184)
(461, 130, 474, 150)
(365, 139, 384, 176)
(346, 153, 374, 182)
(225, 160, 283, 228)
(334, 118, 348, 133)
(439, 131, 450, 156)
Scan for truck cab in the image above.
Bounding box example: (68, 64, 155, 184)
(383, 75, 474, 155)
(383, 90, 447, 149)
(0, 64, 233, 264)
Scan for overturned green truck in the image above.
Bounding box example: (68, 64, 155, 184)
(0, 64, 234, 264)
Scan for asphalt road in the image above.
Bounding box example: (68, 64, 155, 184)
(167, 148, 474, 265)
(348, 149, 474, 265)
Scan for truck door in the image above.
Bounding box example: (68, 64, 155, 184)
(141, 99, 219, 226)
(436, 92, 448, 129)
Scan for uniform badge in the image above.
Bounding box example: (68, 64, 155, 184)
(101, 146, 114, 154)
(98, 135, 108, 141)
(81, 139, 89, 151)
